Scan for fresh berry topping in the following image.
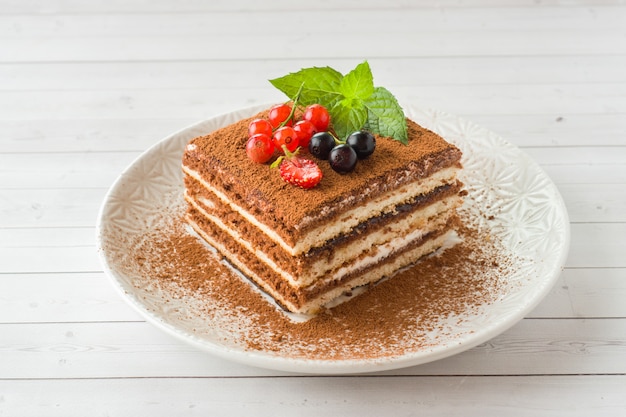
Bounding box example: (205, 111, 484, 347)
(268, 103, 293, 128)
(272, 126, 299, 153)
(303, 104, 330, 132)
(308, 131, 336, 159)
(248, 118, 273, 138)
(346, 130, 376, 159)
(328, 144, 357, 174)
(245, 133, 275, 163)
(293, 120, 317, 148)
(279, 156, 323, 189)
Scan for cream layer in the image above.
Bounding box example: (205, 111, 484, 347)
(182, 164, 460, 256)
(187, 190, 460, 287)
(187, 213, 453, 314)
(296, 231, 454, 314)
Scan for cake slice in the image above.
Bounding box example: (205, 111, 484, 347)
(181, 107, 463, 314)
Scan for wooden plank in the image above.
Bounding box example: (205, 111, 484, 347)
(3, 56, 626, 92)
(568, 224, 626, 268)
(3, 7, 625, 38)
(0, 227, 100, 273)
(0, 375, 624, 416)
(4, 29, 626, 63)
(558, 184, 626, 223)
(0, 372, 625, 417)
(4, 374, 626, 417)
(523, 146, 626, 166)
(0, 273, 142, 323)
(0, 118, 195, 153)
(0, 319, 625, 378)
(2, 0, 623, 14)
(529, 268, 626, 319)
(0, 84, 625, 122)
(2, 113, 625, 153)
(539, 164, 626, 185)
(470, 114, 626, 148)
(0, 152, 141, 189)
(0, 89, 280, 121)
(0, 188, 107, 228)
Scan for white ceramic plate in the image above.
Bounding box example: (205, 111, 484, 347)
(96, 104, 570, 374)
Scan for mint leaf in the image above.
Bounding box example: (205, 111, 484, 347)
(339, 61, 374, 101)
(269, 66, 343, 106)
(269, 61, 408, 144)
(331, 100, 368, 140)
(364, 87, 408, 144)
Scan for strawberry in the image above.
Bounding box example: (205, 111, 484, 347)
(278, 155, 322, 189)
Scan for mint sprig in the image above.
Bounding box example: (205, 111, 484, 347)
(269, 61, 408, 144)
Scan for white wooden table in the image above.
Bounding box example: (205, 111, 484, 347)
(1, 1, 625, 415)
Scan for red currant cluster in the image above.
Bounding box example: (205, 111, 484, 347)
(245, 103, 330, 189)
(245, 103, 330, 164)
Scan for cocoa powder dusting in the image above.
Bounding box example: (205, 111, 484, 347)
(183, 110, 461, 234)
(118, 203, 513, 361)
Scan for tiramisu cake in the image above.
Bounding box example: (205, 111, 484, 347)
(181, 109, 464, 315)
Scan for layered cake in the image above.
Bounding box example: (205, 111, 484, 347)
(181, 107, 464, 314)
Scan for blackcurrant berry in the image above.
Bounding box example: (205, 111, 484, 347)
(329, 144, 357, 174)
(308, 132, 336, 160)
(346, 130, 376, 159)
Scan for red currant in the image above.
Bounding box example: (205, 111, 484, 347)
(303, 104, 330, 132)
(293, 120, 317, 148)
(248, 118, 272, 138)
(272, 126, 299, 153)
(268, 103, 293, 129)
(246, 133, 275, 163)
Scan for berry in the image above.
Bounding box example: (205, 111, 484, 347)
(346, 130, 376, 159)
(328, 144, 357, 174)
(268, 103, 293, 128)
(293, 120, 317, 148)
(272, 126, 299, 153)
(279, 156, 323, 189)
(308, 132, 336, 159)
(303, 104, 330, 132)
(248, 118, 272, 138)
(246, 133, 275, 163)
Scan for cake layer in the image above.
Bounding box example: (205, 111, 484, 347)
(187, 208, 458, 314)
(186, 194, 458, 288)
(182, 164, 461, 256)
(184, 173, 463, 286)
(182, 112, 463, 248)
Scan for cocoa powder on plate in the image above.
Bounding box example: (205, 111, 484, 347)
(124, 208, 512, 361)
